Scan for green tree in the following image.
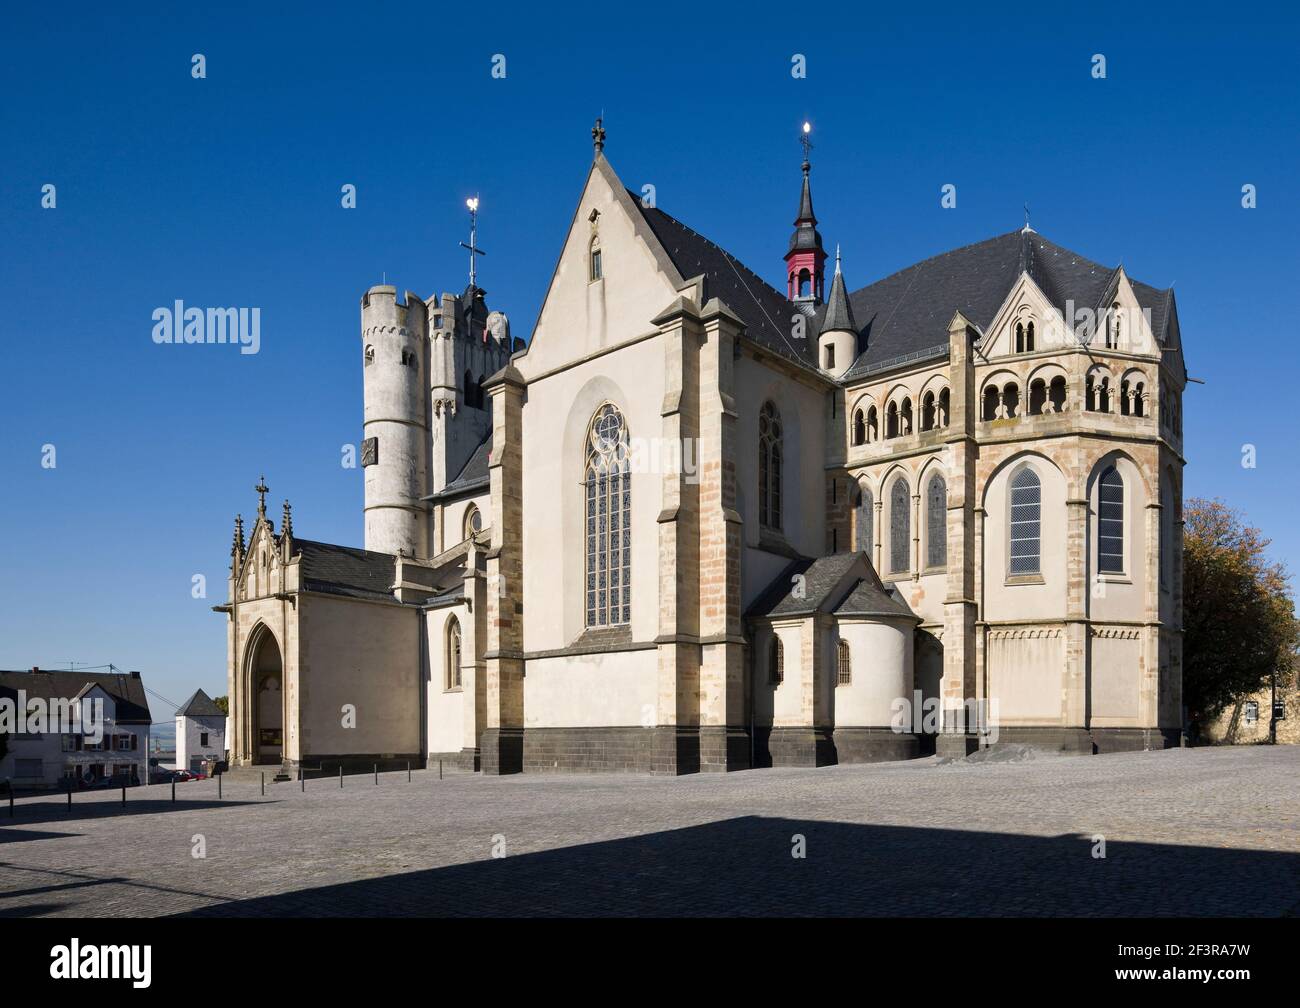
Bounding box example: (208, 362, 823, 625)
(1183, 498, 1298, 731)
(213, 695, 229, 715)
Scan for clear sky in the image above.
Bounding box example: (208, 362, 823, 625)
(2, 2, 1296, 721)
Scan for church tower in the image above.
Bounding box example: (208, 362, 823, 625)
(361, 285, 430, 557)
(818, 246, 857, 377)
(784, 123, 826, 307)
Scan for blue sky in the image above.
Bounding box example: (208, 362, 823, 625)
(2, 2, 1296, 720)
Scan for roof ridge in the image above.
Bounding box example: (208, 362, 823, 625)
(849, 230, 1024, 296)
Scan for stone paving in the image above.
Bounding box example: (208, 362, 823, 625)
(0, 746, 1296, 917)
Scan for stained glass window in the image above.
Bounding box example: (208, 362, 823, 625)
(585, 403, 631, 626)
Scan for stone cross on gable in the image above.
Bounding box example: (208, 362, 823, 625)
(255, 475, 269, 519)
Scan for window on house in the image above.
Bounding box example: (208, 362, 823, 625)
(926, 473, 947, 568)
(856, 486, 873, 556)
(1009, 466, 1042, 576)
(200, 732, 209, 747)
(889, 478, 910, 574)
(758, 401, 783, 530)
(590, 237, 602, 281)
(852, 409, 865, 446)
(769, 637, 784, 685)
(585, 403, 631, 627)
(1098, 465, 1125, 574)
(837, 639, 851, 686)
(364, 345, 375, 366)
(447, 615, 462, 689)
(825, 345, 835, 369)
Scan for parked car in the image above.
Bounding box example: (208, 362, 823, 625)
(171, 770, 195, 783)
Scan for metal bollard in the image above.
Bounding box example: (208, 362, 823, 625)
(439, 759, 443, 780)
(67, 788, 72, 813)
(407, 761, 411, 782)
(121, 785, 126, 809)
(171, 778, 176, 802)
(374, 762, 378, 785)
(301, 766, 305, 792)
(339, 765, 343, 788)
(261, 771, 265, 797)
(218, 774, 222, 800)
(8, 789, 13, 818)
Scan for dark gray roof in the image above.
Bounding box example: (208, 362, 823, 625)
(444, 432, 491, 496)
(822, 259, 857, 333)
(787, 167, 822, 255)
(0, 669, 152, 723)
(828, 229, 1173, 382)
(747, 553, 918, 623)
(632, 195, 818, 371)
(176, 688, 225, 718)
(294, 538, 397, 602)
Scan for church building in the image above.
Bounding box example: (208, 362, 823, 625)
(218, 121, 1187, 774)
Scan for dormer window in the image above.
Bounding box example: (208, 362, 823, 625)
(589, 236, 603, 281)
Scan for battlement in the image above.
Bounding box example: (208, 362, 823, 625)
(360, 285, 427, 331)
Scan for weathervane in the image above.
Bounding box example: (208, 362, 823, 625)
(460, 197, 487, 292)
(799, 121, 813, 169)
(1023, 203, 1033, 233)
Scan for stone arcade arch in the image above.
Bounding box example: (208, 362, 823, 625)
(242, 623, 284, 766)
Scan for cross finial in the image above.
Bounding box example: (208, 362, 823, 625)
(1022, 203, 1033, 233)
(255, 475, 269, 519)
(460, 197, 487, 292)
(592, 117, 606, 154)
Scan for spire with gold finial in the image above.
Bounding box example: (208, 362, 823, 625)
(592, 116, 606, 155)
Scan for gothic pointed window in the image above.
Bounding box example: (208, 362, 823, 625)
(1098, 465, 1125, 574)
(589, 236, 603, 282)
(889, 477, 910, 575)
(856, 486, 873, 556)
(837, 639, 851, 685)
(759, 401, 783, 530)
(446, 616, 462, 690)
(462, 504, 482, 541)
(585, 403, 631, 627)
(1009, 466, 1041, 576)
(852, 408, 865, 446)
(926, 473, 947, 568)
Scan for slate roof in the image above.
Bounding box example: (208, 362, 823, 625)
(746, 553, 918, 622)
(293, 538, 397, 602)
(442, 432, 491, 497)
(833, 229, 1173, 381)
(175, 688, 225, 718)
(632, 195, 819, 371)
(0, 669, 152, 723)
(823, 258, 857, 333)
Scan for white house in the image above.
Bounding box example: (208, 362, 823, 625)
(175, 689, 227, 774)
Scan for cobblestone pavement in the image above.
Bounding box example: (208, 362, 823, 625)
(0, 746, 1296, 917)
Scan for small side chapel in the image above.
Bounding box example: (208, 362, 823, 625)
(219, 121, 1187, 775)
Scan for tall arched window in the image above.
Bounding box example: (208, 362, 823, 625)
(589, 236, 603, 281)
(1009, 466, 1041, 576)
(585, 403, 631, 627)
(889, 477, 910, 575)
(852, 409, 865, 446)
(446, 616, 462, 690)
(856, 485, 873, 556)
(759, 401, 783, 529)
(926, 473, 947, 568)
(768, 636, 784, 685)
(1098, 465, 1125, 574)
(836, 639, 851, 685)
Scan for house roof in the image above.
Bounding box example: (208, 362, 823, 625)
(833, 229, 1173, 381)
(439, 432, 492, 498)
(175, 688, 225, 718)
(293, 538, 398, 602)
(632, 195, 819, 372)
(0, 669, 152, 724)
(746, 553, 918, 623)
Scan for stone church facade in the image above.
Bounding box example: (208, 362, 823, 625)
(218, 123, 1187, 775)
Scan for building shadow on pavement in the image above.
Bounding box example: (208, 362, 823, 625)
(174, 816, 1300, 917)
(0, 798, 267, 829)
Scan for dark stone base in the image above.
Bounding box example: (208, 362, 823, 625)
(833, 727, 920, 763)
(987, 727, 1093, 755)
(699, 725, 752, 772)
(291, 754, 422, 776)
(768, 727, 835, 768)
(1090, 727, 1181, 754)
(479, 728, 523, 775)
(428, 749, 479, 772)
(650, 726, 700, 776)
(522, 727, 658, 773)
(935, 733, 981, 759)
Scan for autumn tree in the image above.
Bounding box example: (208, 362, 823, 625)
(1183, 498, 1298, 732)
